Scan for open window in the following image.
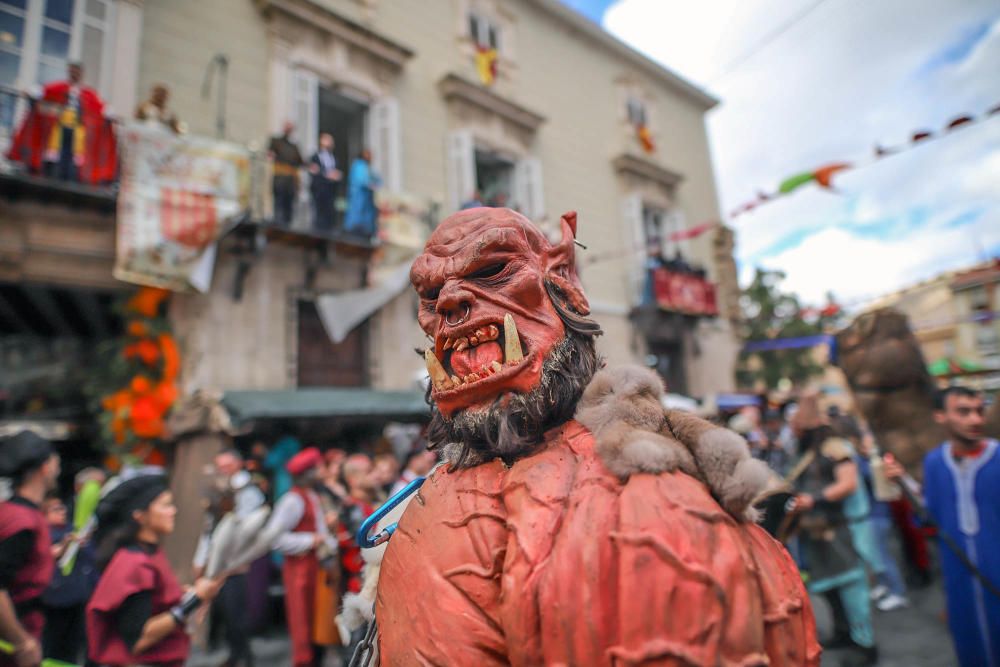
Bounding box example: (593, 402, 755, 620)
(446, 129, 543, 217)
(468, 11, 500, 51)
(474, 147, 513, 207)
(319, 86, 368, 181)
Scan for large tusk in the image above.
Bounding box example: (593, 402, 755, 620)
(504, 314, 524, 363)
(425, 349, 451, 389)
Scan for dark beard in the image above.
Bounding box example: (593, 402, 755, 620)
(427, 332, 601, 469)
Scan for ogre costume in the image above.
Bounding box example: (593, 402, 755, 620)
(375, 209, 820, 666)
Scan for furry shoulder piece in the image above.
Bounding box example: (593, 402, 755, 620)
(575, 365, 771, 522)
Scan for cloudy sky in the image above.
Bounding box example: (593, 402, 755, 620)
(559, 0, 1000, 307)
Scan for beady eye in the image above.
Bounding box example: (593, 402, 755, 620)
(424, 286, 441, 300)
(470, 263, 507, 280)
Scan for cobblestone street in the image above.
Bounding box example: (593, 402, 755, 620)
(817, 579, 955, 667)
(188, 576, 956, 667)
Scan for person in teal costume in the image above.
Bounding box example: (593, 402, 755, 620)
(343, 149, 380, 238)
(264, 431, 301, 566)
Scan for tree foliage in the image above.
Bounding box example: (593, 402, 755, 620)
(736, 268, 839, 390)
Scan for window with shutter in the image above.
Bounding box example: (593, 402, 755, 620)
(621, 192, 644, 305)
(446, 130, 475, 212)
(513, 156, 543, 220)
(291, 68, 318, 158)
(367, 96, 401, 193)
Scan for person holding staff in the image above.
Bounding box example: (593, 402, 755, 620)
(86, 473, 222, 667)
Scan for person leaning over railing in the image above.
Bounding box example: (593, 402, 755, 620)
(5, 61, 116, 185)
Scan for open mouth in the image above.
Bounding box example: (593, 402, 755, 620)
(425, 313, 530, 392)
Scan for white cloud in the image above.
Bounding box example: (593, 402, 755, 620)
(601, 0, 1000, 305)
(759, 218, 1000, 306)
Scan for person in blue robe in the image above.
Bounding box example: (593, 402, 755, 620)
(923, 436, 1000, 667)
(889, 386, 1000, 667)
(343, 149, 381, 238)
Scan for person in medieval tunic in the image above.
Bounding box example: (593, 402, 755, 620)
(264, 447, 338, 667)
(6, 61, 113, 184)
(86, 473, 222, 667)
(343, 149, 380, 238)
(789, 395, 877, 665)
(0, 432, 60, 667)
(886, 386, 1000, 667)
(268, 121, 304, 228)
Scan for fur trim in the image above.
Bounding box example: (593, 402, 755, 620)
(576, 365, 769, 523)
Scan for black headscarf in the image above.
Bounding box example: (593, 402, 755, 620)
(95, 473, 169, 530)
(0, 430, 54, 478)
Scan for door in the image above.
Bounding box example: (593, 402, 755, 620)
(297, 300, 368, 387)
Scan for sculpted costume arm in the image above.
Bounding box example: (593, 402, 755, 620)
(376, 209, 819, 666)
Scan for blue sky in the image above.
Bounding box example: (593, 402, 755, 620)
(558, 0, 1000, 306)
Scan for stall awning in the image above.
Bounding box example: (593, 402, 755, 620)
(221, 388, 429, 425)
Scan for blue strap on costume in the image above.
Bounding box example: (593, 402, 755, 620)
(356, 476, 425, 549)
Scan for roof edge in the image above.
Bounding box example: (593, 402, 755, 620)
(527, 0, 719, 110)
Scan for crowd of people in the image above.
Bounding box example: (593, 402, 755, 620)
(2, 384, 997, 666)
(728, 385, 998, 667)
(0, 428, 438, 667)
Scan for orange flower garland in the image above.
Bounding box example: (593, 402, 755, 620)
(97, 286, 180, 466)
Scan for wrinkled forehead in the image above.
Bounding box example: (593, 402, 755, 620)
(411, 209, 549, 287)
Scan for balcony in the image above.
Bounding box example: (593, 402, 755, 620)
(1, 98, 434, 291)
(641, 260, 719, 317)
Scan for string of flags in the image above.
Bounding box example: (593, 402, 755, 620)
(728, 100, 1000, 219)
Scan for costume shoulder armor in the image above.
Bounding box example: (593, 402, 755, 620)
(820, 437, 853, 462)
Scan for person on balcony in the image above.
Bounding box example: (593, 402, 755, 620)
(268, 121, 304, 228)
(6, 62, 115, 185)
(135, 85, 184, 134)
(308, 133, 342, 234)
(343, 149, 381, 239)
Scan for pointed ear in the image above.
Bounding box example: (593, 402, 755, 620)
(546, 211, 590, 316)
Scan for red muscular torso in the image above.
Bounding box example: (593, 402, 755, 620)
(377, 420, 820, 666)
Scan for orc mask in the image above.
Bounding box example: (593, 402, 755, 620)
(411, 208, 589, 419)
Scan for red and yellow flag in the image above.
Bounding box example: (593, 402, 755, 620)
(475, 46, 498, 86)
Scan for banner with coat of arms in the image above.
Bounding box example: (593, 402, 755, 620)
(114, 123, 251, 292)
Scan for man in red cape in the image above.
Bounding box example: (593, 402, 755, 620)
(374, 208, 821, 666)
(6, 61, 116, 184)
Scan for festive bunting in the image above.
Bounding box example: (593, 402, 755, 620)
(814, 162, 852, 189)
(475, 46, 498, 86)
(729, 100, 999, 219)
(778, 171, 815, 194)
(668, 220, 718, 241)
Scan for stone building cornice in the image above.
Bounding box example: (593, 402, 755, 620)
(612, 153, 684, 190)
(438, 73, 546, 134)
(256, 0, 414, 70)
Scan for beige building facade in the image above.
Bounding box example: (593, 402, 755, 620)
(1, 0, 740, 407)
(149, 0, 739, 397)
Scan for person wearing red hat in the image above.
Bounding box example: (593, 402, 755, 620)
(264, 447, 337, 667)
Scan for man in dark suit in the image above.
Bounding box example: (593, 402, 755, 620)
(309, 133, 342, 233)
